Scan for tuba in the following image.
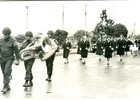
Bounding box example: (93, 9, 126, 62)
(38, 37, 58, 61)
(19, 37, 58, 61)
(19, 42, 41, 61)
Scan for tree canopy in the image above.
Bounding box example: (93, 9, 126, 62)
(113, 23, 128, 37)
(73, 30, 89, 41)
(93, 10, 128, 38)
(53, 29, 68, 45)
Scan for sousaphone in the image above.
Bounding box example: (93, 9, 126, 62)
(39, 37, 58, 61)
(19, 37, 58, 61)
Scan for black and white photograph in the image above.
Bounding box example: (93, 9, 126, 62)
(0, 0, 140, 100)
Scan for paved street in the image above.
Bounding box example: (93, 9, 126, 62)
(1, 50, 140, 100)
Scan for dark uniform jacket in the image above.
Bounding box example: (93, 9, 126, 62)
(77, 40, 81, 54)
(80, 40, 90, 58)
(62, 41, 72, 58)
(96, 40, 104, 55)
(117, 39, 126, 55)
(104, 40, 113, 58)
(125, 40, 133, 52)
(0, 36, 19, 61)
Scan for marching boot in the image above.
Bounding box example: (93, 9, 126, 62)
(28, 80, 33, 87)
(64, 62, 67, 64)
(23, 80, 29, 87)
(46, 76, 51, 82)
(66, 59, 69, 64)
(67, 61, 69, 64)
(1, 84, 10, 93)
(47, 77, 51, 82)
(79, 58, 82, 60)
(107, 63, 109, 67)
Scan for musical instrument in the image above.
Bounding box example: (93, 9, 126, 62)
(19, 42, 41, 61)
(19, 37, 58, 61)
(39, 37, 58, 61)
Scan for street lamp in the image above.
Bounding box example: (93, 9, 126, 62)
(85, 4, 87, 36)
(62, 4, 64, 30)
(25, 6, 29, 31)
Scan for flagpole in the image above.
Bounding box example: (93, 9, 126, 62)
(131, 22, 135, 40)
(62, 4, 64, 30)
(133, 22, 135, 35)
(113, 3, 114, 21)
(25, 6, 29, 31)
(85, 4, 87, 36)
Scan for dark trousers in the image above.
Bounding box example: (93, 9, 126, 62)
(1, 59, 14, 87)
(45, 54, 55, 77)
(24, 58, 35, 81)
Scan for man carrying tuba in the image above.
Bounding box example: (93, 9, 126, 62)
(19, 31, 35, 87)
(43, 30, 58, 82)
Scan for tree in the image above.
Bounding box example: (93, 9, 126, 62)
(113, 23, 128, 37)
(53, 29, 68, 45)
(93, 10, 129, 38)
(73, 30, 89, 41)
(90, 35, 98, 44)
(93, 10, 115, 38)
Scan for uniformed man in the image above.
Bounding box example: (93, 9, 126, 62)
(0, 27, 19, 93)
(19, 31, 35, 87)
(44, 30, 58, 82)
(79, 36, 90, 64)
(117, 34, 126, 61)
(62, 37, 72, 64)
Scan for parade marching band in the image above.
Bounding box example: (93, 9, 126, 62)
(63, 34, 140, 67)
(0, 27, 140, 93)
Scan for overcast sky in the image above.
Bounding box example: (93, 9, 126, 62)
(0, 0, 139, 36)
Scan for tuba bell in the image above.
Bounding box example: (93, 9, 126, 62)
(38, 37, 58, 61)
(19, 37, 58, 61)
(19, 42, 41, 61)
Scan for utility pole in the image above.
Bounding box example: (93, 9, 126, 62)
(85, 4, 87, 36)
(25, 6, 29, 31)
(62, 4, 64, 30)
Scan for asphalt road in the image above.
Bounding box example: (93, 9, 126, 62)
(0, 50, 140, 100)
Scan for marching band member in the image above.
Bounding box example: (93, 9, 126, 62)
(62, 37, 72, 64)
(137, 38, 140, 55)
(80, 36, 90, 64)
(95, 37, 104, 61)
(116, 35, 126, 62)
(104, 36, 113, 66)
(124, 37, 133, 55)
(111, 37, 117, 55)
(0, 27, 20, 93)
(77, 37, 83, 60)
(44, 30, 58, 82)
(20, 31, 35, 87)
(131, 40, 138, 57)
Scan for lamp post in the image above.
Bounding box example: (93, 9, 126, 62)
(85, 4, 87, 36)
(62, 5, 64, 30)
(25, 6, 29, 31)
